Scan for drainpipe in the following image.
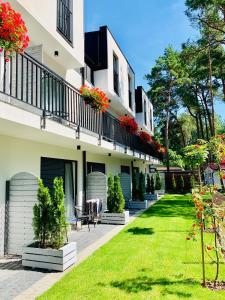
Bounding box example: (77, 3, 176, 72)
(82, 151, 87, 207)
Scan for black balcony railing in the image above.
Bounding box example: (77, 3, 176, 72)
(0, 52, 162, 160)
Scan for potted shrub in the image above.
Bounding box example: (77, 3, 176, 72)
(130, 172, 149, 209)
(79, 85, 110, 112)
(22, 178, 77, 272)
(101, 175, 129, 225)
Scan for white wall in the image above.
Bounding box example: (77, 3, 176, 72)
(9, 0, 84, 69)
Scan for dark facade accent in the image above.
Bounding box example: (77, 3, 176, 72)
(4, 181, 10, 254)
(83, 151, 87, 203)
(41, 157, 65, 192)
(121, 165, 130, 174)
(87, 162, 106, 174)
(85, 26, 108, 71)
(135, 86, 143, 113)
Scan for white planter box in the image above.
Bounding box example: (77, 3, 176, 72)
(101, 211, 129, 225)
(22, 242, 77, 272)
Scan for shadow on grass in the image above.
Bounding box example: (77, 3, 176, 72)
(126, 227, 154, 235)
(109, 276, 196, 297)
(140, 198, 194, 219)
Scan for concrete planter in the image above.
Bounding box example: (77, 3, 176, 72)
(128, 200, 148, 209)
(101, 210, 129, 225)
(22, 242, 77, 272)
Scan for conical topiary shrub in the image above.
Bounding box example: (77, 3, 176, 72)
(113, 175, 125, 213)
(138, 172, 145, 201)
(177, 175, 184, 194)
(155, 172, 162, 191)
(33, 179, 52, 248)
(132, 173, 138, 200)
(51, 177, 67, 249)
(171, 173, 177, 193)
(107, 174, 114, 213)
(150, 175, 155, 194)
(146, 174, 151, 194)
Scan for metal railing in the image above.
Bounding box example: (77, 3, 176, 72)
(0, 52, 162, 160)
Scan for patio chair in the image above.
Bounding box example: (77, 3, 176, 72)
(86, 199, 103, 227)
(74, 205, 91, 231)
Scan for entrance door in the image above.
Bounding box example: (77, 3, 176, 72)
(41, 157, 77, 218)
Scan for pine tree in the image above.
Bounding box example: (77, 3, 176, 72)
(113, 175, 125, 213)
(150, 175, 155, 194)
(33, 179, 52, 248)
(155, 172, 162, 191)
(107, 174, 114, 213)
(146, 174, 151, 194)
(51, 177, 67, 249)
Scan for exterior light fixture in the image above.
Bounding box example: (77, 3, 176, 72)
(54, 51, 59, 56)
(77, 145, 81, 150)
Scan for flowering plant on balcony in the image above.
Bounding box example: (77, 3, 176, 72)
(119, 116, 138, 134)
(80, 85, 110, 112)
(0, 1, 29, 61)
(152, 140, 166, 154)
(138, 130, 152, 143)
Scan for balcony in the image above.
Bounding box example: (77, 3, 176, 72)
(0, 52, 162, 161)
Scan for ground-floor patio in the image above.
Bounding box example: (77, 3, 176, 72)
(0, 209, 142, 300)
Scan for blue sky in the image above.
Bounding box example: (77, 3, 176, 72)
(85, 0, 225, 120)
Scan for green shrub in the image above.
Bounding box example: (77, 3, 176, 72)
(113, 175, 125, 213)
(51, 177, 67, 249)
(150, 175, 155, 194)
(177, 175, 185, 194)
(190, 175, 196, 189)
(146, 174, 151, 194)
(107, 174, 114, 213)
(172, 173, 177, 192)
(33, 178, 67, 249)
(132, 173, 138, 200)
(33, 179, 52, 248)
(155, 172, 162, 191)
(138, 172, 145, 201)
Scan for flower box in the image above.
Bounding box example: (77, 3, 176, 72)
(128, 200, 148, 209)
(101, 211, 129, 225)
(22, 242, 77, 272)
(145, 194, 160, 201)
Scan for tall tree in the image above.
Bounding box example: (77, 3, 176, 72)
(146, 46, 187, 171)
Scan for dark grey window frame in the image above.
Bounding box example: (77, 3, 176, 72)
(113, 53, 119, 95)
(128, 74, 132, 110)
(57, 0, 73, 46)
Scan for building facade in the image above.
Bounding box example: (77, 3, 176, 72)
(0, 0, 160, 255)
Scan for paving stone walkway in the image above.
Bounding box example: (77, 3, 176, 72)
(0, 208, 150, 300)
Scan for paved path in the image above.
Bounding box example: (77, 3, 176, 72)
(0, 207, 154, 300)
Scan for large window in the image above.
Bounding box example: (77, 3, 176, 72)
(57, 0, 73, 44)
(128, 75, 132, 109)
(84, 64, 94, 85)
(87, 162, 106, 174)
(113, 53, 119, 95)
(144, 100, 147, 125)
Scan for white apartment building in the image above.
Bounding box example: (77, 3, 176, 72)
(0, 0, 161, 256)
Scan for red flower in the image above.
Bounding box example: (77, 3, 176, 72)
(0, 1, 29, 56)
(138, 131, 152, 143)
(80, 85, 110, 112)
(119, 116, 138, 134)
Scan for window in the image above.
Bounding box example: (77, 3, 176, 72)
(144, 100, 147, 125)
(149, 108, 153, 131)
(84, 64, 94, 85)
(128, 75, 132, 109)
(113, 53, 119, 95)
(121, 166, 130, 174)
(57, 0, 73, 44)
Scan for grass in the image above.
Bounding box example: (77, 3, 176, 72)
(38, 194, 225, 300)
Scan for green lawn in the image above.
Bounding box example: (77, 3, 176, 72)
(38, 195, 225, 300)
